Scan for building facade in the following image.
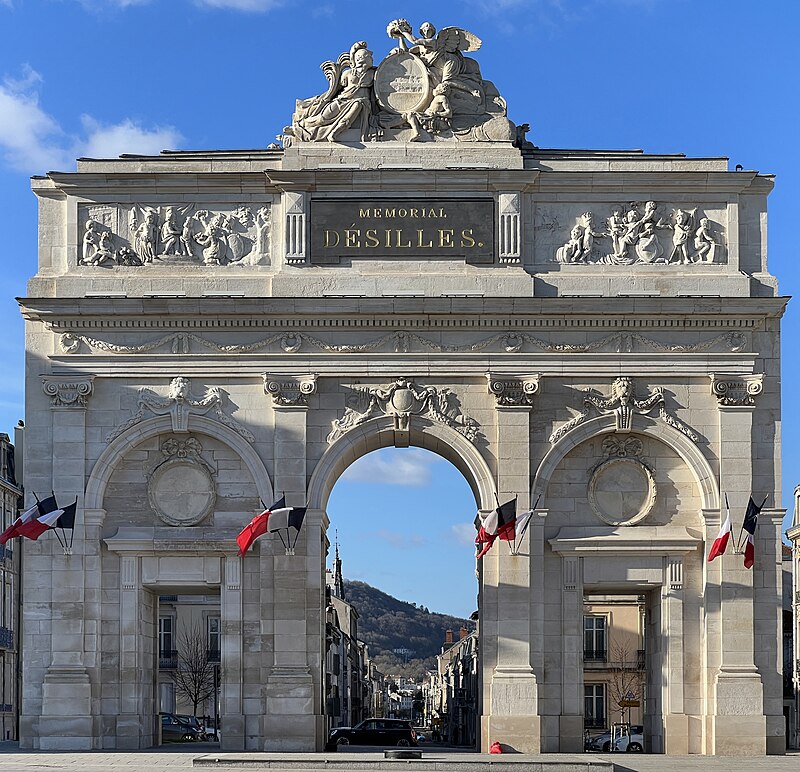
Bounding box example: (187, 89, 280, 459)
(19, 18, 786, 755)
(0, 432, 21, 741)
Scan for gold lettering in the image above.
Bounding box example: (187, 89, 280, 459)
(359, 208, 370, 218)
(417, 229, 433, 248)
(384, 208, 396, 218)
(365, 229, 379, 248)
(425, 208, 439, 218)
(398, 209, 408, 218)
(461, 229, 476, 248)
(385, 229, 392, 248)
(344, 226, 360, 248)
(439, 229, 455, 248)
(373, 208, 382, 218)
(439, 208, 446, 218)
(395, 229, 412, 248)
(324, 230, 340, 248)
(410, 208, 419, 218)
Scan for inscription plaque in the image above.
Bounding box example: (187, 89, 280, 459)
(374, 51, 431, 114)
(310, 198, 494, 265)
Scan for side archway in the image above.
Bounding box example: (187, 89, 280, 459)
(532, 414, 719, 511)
(307, 415, 496, 512)
(85, 414, 274, 516)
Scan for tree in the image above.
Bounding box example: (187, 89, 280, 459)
(171, 622, 216, 717)
(607, 642, 644, 724)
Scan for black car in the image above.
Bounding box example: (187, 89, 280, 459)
(160, 712, 201, 743)
(325, 718, 417, 751)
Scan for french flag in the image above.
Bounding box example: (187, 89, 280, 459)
(707, 498, 732, 562)
(742, 497, 762, 569)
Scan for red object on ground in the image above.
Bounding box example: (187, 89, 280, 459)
(489, 741, 503, 754)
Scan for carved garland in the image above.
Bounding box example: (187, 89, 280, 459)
(327, 378, 477, 444)
(548, 376, 697, 444)
(57, 329, 748, 357)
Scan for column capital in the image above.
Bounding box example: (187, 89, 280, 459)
(41, 374, 94, 409)
(263, 373, 317, 407)
(710, 373, 763, 408)
(486, 372, 540, 407)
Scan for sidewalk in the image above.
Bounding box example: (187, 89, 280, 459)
(0, 744, 796, 772)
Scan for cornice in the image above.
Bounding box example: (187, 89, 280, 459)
(18, 295, 790, 325)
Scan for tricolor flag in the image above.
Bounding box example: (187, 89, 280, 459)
(476, 497, 516, 559)
(742, 496, 762, 569)
(707, 497, 732, 562)
(266, 505, 307, 534)
(17, 495, 68, 541)
(0, 503, 40, 545)
(236, 495, 285, 556)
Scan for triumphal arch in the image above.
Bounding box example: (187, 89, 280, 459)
(20, 18, 786, 755)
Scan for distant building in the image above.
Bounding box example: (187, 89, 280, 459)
(0, 430, 21, 741)
(430, 627, 478, 747)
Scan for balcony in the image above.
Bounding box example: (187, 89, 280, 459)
(0, 627, 13, 650)
(159, 649, 178, 669)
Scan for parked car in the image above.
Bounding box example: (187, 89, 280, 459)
(176, 714, 213, 741)
(325, 718, 418, 751)
(160, 712, 201, 743)
(587, 724, 643, 752)
(613, 724, 644, 752)
(413, 726, 428, 742)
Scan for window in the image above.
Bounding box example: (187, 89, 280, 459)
(584, 616, 607, 661)
(207, 617, 220, 661)
(584, 683, 606, 728)
(158, 617, 173, 657)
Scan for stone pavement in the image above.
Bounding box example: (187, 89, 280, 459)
(0, 745, 798, 772)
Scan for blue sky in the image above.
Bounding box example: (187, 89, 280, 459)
(1, 1, 798, 616)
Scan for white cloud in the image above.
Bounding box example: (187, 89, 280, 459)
(341, 449, 441, 487)
(79, 115, 182, 159)
(0, 66, 183, 173)
(450, 523, 477, 547)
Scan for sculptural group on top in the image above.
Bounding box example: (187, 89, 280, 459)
(283, 19, 517, 144)
(78, 203, 271, 269)
(554, 202, 723, 266)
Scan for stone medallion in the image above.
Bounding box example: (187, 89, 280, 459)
(374, 51, 430, 114)
(148, 455, 216, 527)
(587, 451, 656, 527)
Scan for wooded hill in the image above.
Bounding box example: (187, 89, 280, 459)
(343, 579, 474, 680)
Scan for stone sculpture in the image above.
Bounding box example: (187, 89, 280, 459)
(284, 19, 516, 144)
(553, 201, 724, 265)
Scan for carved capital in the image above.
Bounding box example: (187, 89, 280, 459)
(263, 373, 318, 407)
(41, 375, 94, 408)
(710, 373, 763, 407)
(486, 373, 540, 407)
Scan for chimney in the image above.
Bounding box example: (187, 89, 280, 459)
(445, 629, 453, 645)
(459, 627, 468, 640)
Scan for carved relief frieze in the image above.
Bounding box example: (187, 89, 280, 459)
(327, 378, 477, 444)
(486, 373, 540, 407)
(106, 376, 254, 443)
(145, 435, 217, 527)
(546, 201, 726, 266)
(56, 328, 748, 358)
(587, 435, 657, 527)
(710, 373, 764, 407)
(41, 374, 94, 408)
(549, 376, 697, 444)
(263, 374, 318, 407)
(78, 203, 271, 268)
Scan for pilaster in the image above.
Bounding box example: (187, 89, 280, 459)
(662, 556, 688, 753)
(220, 556, 245, 750)
(559, 554, 583, 752)
(710, 378, 766, 755)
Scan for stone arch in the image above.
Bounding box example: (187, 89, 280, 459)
(532, 414, 718, 511)
(85, 414, 274, 515)
(306, 415, 496, 512)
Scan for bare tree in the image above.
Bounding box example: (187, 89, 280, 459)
(171, 622, 216, 717)
(607, 642, 644, 724)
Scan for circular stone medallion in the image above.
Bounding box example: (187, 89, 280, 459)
(587, 457, 656, 526)
(374, 51, 430, 114)
(148, 457, 216, 527)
